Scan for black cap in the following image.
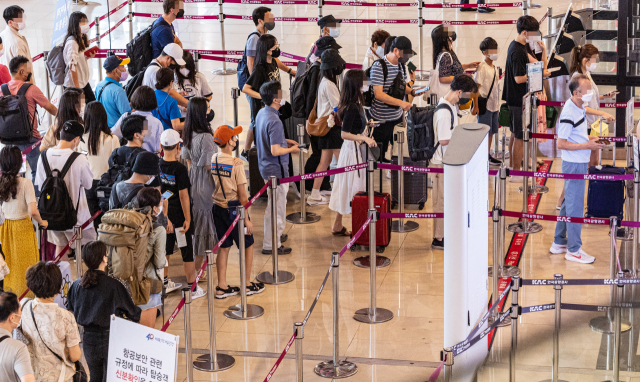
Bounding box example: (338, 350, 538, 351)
(320, 49, 346, 71)
(132, 152, 160, 176)
(62, 120, 85, 142)
(315, 36, 342, 56)
(317, 15, 341, 28)
(391, 36, 417, 57)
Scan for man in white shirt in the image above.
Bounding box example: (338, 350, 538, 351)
(0, 6, 33, 84)
(142, 43, 188, 108)
(430, 74, 477, 250)
(35, 120, 96, 260)
(550, 75, 605, 264)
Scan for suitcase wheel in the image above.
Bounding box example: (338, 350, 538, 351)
(376, 246, 385, 253)
(350, 245, 356, 252)
(391, 202, 397, 210)
(418, 202, 425, 210)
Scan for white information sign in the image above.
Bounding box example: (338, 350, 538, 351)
(526, 61, 543, 94)
(634, 135, 639, 172)
(106, 316, 178, 382)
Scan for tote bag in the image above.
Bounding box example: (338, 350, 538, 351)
(428, 52, 451, 101)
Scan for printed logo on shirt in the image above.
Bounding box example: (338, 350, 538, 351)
(211, 163, 233, 178)
(160, 172, 176, 185)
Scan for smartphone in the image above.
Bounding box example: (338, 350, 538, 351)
(80, 150, 88, 155)
(407, 61, 417, 73)
(298, 143, 308, 150)
(162, 190, 173, 200)
(414, 87, 429, 96)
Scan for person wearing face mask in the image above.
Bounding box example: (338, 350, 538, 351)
(63, 11, 97, 103)
(151, 0, 184, 59)
(550, 75, 606, 264)
(153, 67, 184, 131)
(142, 43, 189, 109)
(95, 55, 132, 128)
(430, 75, 478, 250)
(474, 37, 502, 165)
(7, 56, 58, 183)
(305, 15, 342, 67)
(431, 25, 479, 101)
(0, 6, 34, 85)
(173, 51, 213, 118)
(0, 291, 36, 382)
(111, 86, 163, 153)
(41, 87, 83, 151)
(363, 29, 390, 70)
(35, 120, 97, 262)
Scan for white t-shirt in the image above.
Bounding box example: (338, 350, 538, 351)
(431, 98, 459, 165)
(474, 60, 500, 113)
(79, 132, 121, 180)
(35, 148, 94, 230)
(142, 59, 162, 89)
(63, 37, 90, 88)
(557, 98, 591, 163)
(2, 177, 36, 220)
(570, 71, 600, 126)
(316, 77, 340, 119)
(172, 72, 213, 117)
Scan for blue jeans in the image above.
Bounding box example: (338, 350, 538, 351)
(246, 94, 256, 130)
(554, 161, 589, 252)
(477, 110, 499, 135)
(15, 136, 41, 184)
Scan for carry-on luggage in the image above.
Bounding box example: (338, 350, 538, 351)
(390, 155, 427, 210)
(585, 165, 625, 221)
(248, 147, 267, 200)
(350, 191, 392, 253)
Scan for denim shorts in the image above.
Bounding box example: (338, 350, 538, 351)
(138, 292, 162, 310)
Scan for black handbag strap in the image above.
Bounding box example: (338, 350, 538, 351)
(215, 156, 227, 200)
(0, 335, 9, 344)
(485, 67, 496, 98)
(29, 302, 65, 363)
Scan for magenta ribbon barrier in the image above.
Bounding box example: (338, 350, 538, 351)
(502, 210, 611, 225)
(89, 0, 129, 28)
(427, 361, 445, 382)
(98, 48, 127, 54)
(200, 54, 241, 64)
(489, 170, 498, 176)
(509, 169, 633, 181)
(280, 162, 367, 184)
(621, 220, 640, 228)
(21, 139, 42, 156)
(377, 162, 444, 174)
(381, 212, 443, 219)
(88, 15, 129, 44)
(263, 331, 297, 382)
(540, 100, 640, 108)
(188, 49, 244, 55)
(530, 133, 628, 142)
(424, 19, 516, 25)
(226, 0, 319, 4)
(33, 53, 44, 62)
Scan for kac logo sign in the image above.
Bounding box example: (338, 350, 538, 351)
(146, 334, 155, 341)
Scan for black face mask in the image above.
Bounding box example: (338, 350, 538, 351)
(206, 109, 215, 123)
(397, 56, 407, 65)
(458, 97, 470, 105)
(176, 9, 184, 18)
(264, 21, 275, 31)
(451, 31, 457, 42)
(271, 48, 281, 58)
(25, 72, 32, 82)
(334, 66, 344, 76)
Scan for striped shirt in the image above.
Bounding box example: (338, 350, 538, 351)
(370, 56, 406, 122)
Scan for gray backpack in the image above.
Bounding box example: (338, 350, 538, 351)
(46, 41, 67, 86)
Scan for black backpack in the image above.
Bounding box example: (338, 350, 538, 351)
(126, 22, 159, 76)
(37, 151, 81, 231)
(291, 61, 316, 119)
(236, 31, 260, 90)
(406, 103, 454, 163)
(364, 59, 406, 109)
(124, 62, 160, 100)
(0, 83, 34, 144)
(96, 146, 144, 212)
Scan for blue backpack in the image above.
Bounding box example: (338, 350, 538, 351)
(236, 31, 261, 90)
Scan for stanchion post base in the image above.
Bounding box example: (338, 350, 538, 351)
(314, 360, 358, 379)
(488, 265, 521, 278)
(223, 304, 265, 320)
(211, 68, 237, 76)
(391, 220, 419, 233)
(518, 185, 550, 194)
(193, 353, 236, 372)
(488, 313, 512, 327)
(256, 270, 295, 285)
(507, 221, 543, 234)
(286, 211, 321, 224)
(353, 255, 391, 269)
(353, 307, 393, 323)
(589, 315, 632, 334)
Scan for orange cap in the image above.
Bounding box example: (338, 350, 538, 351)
(213, 125, 243, 145)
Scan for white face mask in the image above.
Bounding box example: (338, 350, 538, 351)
(587, 62, 598, 71)
(80, 24, 91, 34)
(179, 68, 190, 77)
(279, 98, 286, 106)
(581, 90, 594, 103)
(375, 46, 384, 57)
(16, 22, 26, 31)
(362, 85, 370, 92)
(329, 28, 340, 39)
(489, 53, 499, 61)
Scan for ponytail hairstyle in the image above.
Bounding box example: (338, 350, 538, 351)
(0, 146, 22, 203)
(80, 241, 107, 289)
(569, 44, 599, 75)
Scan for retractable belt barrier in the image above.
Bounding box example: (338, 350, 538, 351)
(133, 0, 524, 7)
(522, 277, 640, 286)
(531, 133, 628, 142)
(540, 100, 640, 108)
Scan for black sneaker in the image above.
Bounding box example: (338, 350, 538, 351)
(460, 7, 477, 11)
(478, 7, 495, 12)
(431, 238, 444, 250)
(215, 285, 239, 299)
(281, 234, 288, 243)
(262, 246, 292, 255)
(246, 282, 265, 296)
(489, 155, 502, 165)
(240, 150, 249, 162)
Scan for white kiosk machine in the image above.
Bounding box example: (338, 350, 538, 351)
(443, 122, 490, 381)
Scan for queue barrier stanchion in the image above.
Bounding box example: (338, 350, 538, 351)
(601, 272, 625, 382)
(258, 176, 295, 284)
(634, 170, 639, 276)
(391, 131, 418, 233)
(295, 322, 304, 382)
(315, 252, 358, 378)
(128, 0, 134, 41)
(211, 0, 236, 76)
(95, 17, 103, 82)
(354, 160, 390, 269)
(415, 0, 426, 81)
(442, 348, 453, 382)
(183, 287, 194, 382)
(539, 274, 568, 382)
(489, 207, 510, 327)
(497, 166, 520, 277)
(225, 206, 265, 319)
(74, 225, 83, 279)
(43, 51, 53, 130)
(510, 276, 521, 382)
(231, 88, 242, 157)
(194, 51, 200, 73)
(193, 250, 236, 372)
(286, 124, 320, 224)
(616, 135, 634, 241)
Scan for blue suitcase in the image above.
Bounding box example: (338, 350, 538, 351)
(585, 165, 625, 221)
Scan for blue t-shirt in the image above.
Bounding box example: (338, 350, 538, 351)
(151, 17, 175, 59)
(255, 106, 289, 180)
(152, 89, 181, 130)
(244, 29, 262, 59)
(95, 78, 131, 128)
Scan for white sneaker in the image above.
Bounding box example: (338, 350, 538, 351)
(191, 286, 207, 300)
(509, 176, 523, 183)
(565, 249, 595, 264)
(320, 190, 333, 196)
(164, 279, 182, 294)
(386, 170, 391, 179)
(307, 194, 329, 206)
(549, 242, 567, 254)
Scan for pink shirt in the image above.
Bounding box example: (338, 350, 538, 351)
(7, 79, 48, 138)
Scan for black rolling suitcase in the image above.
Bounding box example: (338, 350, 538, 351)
(390, 156, 427, 210)
(585, 165, 625, 221)
(248, 147, 267, 199)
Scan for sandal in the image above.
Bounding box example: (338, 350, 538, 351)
(246, 282, 265, 296)
(332, 227, 351, 236)
(215, 285, 239, 299)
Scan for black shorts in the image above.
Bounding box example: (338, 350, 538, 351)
(165, 222, 195, 262)
(212, 204, 255, 249)
(508, 105, 524, 140)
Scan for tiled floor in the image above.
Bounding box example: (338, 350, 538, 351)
(14, 0, 640, 380)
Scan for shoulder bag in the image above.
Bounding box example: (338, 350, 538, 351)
(305, 98, 331, 137)
(477, 67, 496, 115)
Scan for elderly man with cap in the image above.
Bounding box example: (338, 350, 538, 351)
(35, 120, 96, 260)
(94, 55, 132, 128)
(142, 42, 188, 108)
(305, 15, 342, 67)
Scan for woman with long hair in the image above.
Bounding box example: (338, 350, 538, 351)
(173, 51, 213, 119)
(0, 146, 47, 295)
(67, 241, 140, 382)
(63, 11, 96, 102)
(329, 70, 377, 235)
(181, 97, 218, 268)
(41, 87, 84, 150)
(431, 25, 479, 99)
(79, 102, 120, 227)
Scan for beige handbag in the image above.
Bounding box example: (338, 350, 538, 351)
(305, 99, 331, 137)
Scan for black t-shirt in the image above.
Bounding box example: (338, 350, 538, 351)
(340, 105, 366, 135)
(245, 60, 281, 120)
(159, 159, 191, 224)
(108, 146, 161, 187)
(502, 40, 529, 107)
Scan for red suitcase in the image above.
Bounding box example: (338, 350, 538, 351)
(351, 191, 391, 253)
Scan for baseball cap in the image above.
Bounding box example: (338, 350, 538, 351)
(319, 49, 345, 71)
(213, 125, 243, 146)
(160, 129, 183, 147)
(103, 55, 130, 72)
(391, 36, 417, 57)
(62, 120, 85, 142)
(162, 43, 186, 66)
(315, 36, 342, 56)
(317, 15, 341, 28)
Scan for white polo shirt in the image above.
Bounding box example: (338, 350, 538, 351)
(557, 98, 590, 163)
(0, 26, 32, 67)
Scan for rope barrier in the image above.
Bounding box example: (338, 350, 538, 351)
(263, 331, 297, 382)
(89, 0, 129, 28)
(452, 307, 511, 356)
(89, 15, 130, 44)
